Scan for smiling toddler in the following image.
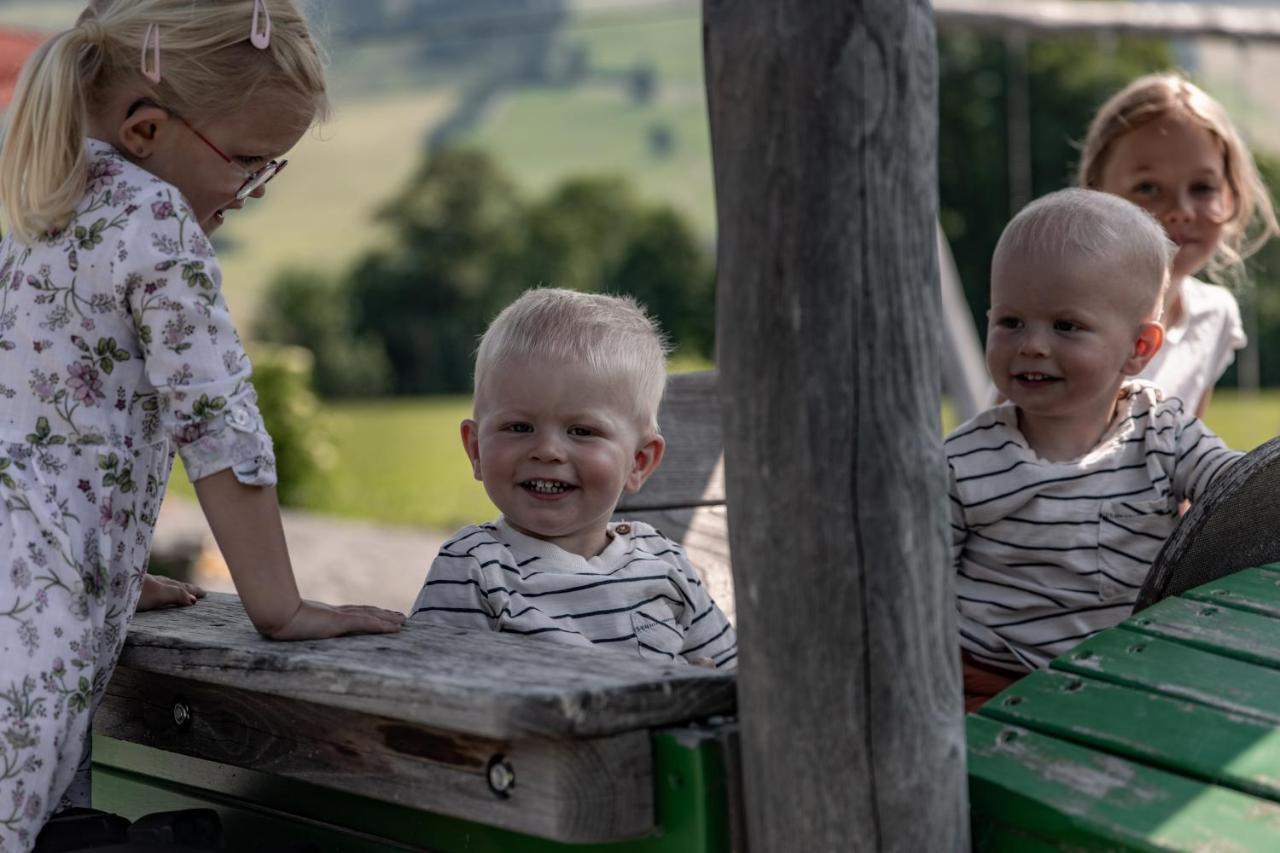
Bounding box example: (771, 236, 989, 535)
(949, 188, 1242, 711)
(410, 288, 737, 669)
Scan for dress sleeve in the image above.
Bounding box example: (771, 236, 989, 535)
(410, 535, 499, 631)
(1171, 410, 1244, 502)
(119, 184, 274, 486)
(672, 545, 738, 669)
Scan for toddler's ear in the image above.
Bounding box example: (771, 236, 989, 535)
(460, 419, 482, 481)
(1123, 321, 1165, 376)
(624, 433, 666, 493)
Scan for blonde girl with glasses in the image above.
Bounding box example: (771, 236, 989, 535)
(1079, 72, 1280, 418)
(0, 1, 403, 844)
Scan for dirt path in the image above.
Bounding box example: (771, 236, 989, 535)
(154, 495, 449, 614)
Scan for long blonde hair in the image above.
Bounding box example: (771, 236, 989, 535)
(0, 0, 328, 243)
(1078, 72, 1279, 282)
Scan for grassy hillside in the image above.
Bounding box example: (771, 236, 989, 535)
(165, 387, 1280, 531)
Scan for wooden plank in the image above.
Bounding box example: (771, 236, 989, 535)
(614, 505, 734, 625)
(967, 715, 1280, 849)
(120, 593, 734, 740)
(1127, 595, 1280, 670)
(96, 669, 652, 843)
(618, 371, 724, 511)
(979, 669, 1280, 802)
(705, 1, 965, 849)
(935, 0, 1280, 42)
(1051, 628, 1280, 724)
(1183, 565, 1280, 619)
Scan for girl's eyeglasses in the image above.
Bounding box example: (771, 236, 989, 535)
(174, 115, 287, 201)
(126, 99, 287, 201)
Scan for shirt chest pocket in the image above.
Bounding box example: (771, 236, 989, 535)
(1097, 498, 1177, 602)
(631, 608, 685, 663)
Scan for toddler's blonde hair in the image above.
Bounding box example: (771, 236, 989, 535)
(995, 188, 1175, 320)
(1078, 72, 1279, 281)
(0, 0, 328, 243)
(474, 288, 670, 433)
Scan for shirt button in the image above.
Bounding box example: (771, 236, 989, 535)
(614, 523, 631, 536)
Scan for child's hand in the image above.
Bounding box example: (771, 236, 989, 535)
(689, 656, 717, 669)
(137, 573, 206, 611)
(266, 601, 405, 641)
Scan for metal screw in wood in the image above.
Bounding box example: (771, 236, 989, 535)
(173, 701, 191, 729)
(486, 755, 515, 798)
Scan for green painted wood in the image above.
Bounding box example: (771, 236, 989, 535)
(978, 669, 1280, 801)
(94, 729, 732, 853)
(1051, 627, 1280, 723)
(967, 715, 1280, 850)
(1125, 596, 1280, 669)
(1184, 565, 1280, 619)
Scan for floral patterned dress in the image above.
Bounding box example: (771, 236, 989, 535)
(0, 139, 274, 849)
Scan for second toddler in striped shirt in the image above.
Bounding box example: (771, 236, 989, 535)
(949, 188, 1242, 711)
(410, 288, 737, 669)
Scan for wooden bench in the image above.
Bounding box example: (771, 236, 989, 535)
(95, 370, 742, 851)
(969, 563, 1280, 850)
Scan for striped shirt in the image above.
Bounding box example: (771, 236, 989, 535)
(948, 382, 1241, 673)
(411, 518, 738, 669)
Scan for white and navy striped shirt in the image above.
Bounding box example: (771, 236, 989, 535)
(949, 382, 1241, 673)
(411, 518, 738, 669)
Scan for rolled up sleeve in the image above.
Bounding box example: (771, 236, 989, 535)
(119, 185, 275, 486)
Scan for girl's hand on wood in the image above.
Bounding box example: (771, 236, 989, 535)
(265, 601, 405, 640)
(136, 573, 206, 611)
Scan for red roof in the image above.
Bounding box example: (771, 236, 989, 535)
(0, 29, 48, 110)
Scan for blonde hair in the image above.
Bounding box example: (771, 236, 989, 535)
(0, 0, 328, 243)
(474, 288, 670, 433)
(995, 188, 1174, 320)
(1078, 72, 1279, 282)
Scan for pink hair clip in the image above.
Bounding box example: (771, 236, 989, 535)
(250, 0, 272, 49)
(140, 22, 161, 83)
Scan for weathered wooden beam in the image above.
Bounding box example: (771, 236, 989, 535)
(96, 668, 653, 843)
(704, 0, 967, 850)
(934, 0, 1280, 42)
(118, 594, 733, 740)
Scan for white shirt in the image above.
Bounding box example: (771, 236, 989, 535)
(948, 382, 1241, 673)
(1139, 276, 1245, 411)
(411, 518, 738, 668)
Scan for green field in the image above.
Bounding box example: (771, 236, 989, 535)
(167, 387, 1280, 532)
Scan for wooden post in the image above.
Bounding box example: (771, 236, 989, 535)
(704, 1, 968, 850)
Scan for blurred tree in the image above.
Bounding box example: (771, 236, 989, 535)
(253, 269, 392, 398)
(247, 344, 335, 507)
(271, 148, 716, 395)
(348, 147, 528, 394)
(939, 30, 1173, 336)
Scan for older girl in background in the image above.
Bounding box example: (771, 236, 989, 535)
(1080, 72, 1280, 417)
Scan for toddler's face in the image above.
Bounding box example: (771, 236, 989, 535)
(463, 358, 663, 559)
(986, 251, 1152, 421)
(1097, 114, 1232, 282)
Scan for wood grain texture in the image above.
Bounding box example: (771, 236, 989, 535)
(968, 715, 1280, 850)
(619, 371, 726, 511)
(704, 1, 966, 849)
(980, 669, 1280, 804)
(1052, 627, 1280, 723)
(96, 669, 653, 843)
(118, 593, 734, 740)
(1136, 436, 1280, 611)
